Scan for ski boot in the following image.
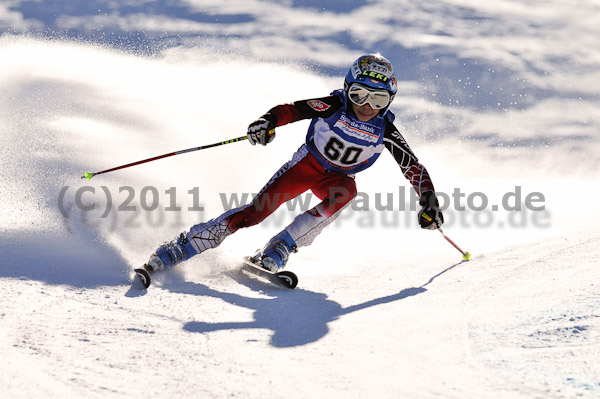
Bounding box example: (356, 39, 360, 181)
(259, 230, 297, 272)
(145, 232, 197, 273)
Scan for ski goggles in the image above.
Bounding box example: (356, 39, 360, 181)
(347, 84, 391, 110)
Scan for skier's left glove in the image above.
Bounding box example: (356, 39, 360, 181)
(247, 114, 277, 146)
(418, 191, 444, 230)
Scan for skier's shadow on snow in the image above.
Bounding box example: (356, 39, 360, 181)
(175, 261, 465, 348)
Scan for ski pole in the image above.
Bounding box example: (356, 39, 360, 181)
(81, 135, 249, 180)
(438, 228, 471, 260)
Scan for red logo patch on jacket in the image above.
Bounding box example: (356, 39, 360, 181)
(307, 100, 331, 112)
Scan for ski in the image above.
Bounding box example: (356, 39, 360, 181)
(133, 258, 298, 290)
(134, 267, 152, 289)
(241, 256, 298, 289)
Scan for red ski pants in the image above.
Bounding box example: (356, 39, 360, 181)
(226, 146, 357, 232)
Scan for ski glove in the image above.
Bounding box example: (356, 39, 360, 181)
(418, 191, 444, 230)
(247, 115, 276, 146)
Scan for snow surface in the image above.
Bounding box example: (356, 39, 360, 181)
(1, 1, 600, 398)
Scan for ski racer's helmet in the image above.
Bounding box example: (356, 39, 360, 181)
(344, 54, 397, 113)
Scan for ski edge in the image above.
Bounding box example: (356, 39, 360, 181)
(241, 257, 298, 289)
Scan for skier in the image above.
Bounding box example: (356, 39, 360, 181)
(143, 54, 444, 274)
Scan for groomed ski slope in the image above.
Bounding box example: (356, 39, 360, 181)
(2, 233, 599, 398)
(1, 38, 599, 398)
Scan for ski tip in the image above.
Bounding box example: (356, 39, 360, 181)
(134, 268, 151, 289)
(277, 270, 299, 289)
(463, 251, 471, 261)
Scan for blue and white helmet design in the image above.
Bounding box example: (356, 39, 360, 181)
(344, 54, 398, 108)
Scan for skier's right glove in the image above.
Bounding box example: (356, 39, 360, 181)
(418, 191, 444, 230)
(247, 115, 276, 146)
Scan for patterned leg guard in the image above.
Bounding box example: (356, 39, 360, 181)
(187, 216, 234, 254)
